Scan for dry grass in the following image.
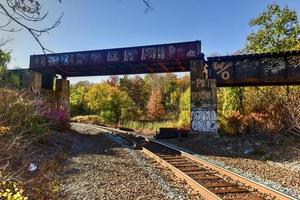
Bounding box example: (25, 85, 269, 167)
(71, 115, 101, 124)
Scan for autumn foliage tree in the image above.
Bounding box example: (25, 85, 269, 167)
(147, 89, 165, 121)
(85, 83, 132, 125)
(218, 3, 300, 135)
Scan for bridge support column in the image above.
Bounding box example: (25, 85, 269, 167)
(190, 60, 217, 134)
(23, 70, 42, 93)
(56, 79, 70, 121)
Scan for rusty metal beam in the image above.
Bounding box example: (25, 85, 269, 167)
(207, 50, 300, 87)
(30, 41, 201, 77)
(159, 62, 170, 72)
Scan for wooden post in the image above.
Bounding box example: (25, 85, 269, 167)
(190, 60, 218, 134)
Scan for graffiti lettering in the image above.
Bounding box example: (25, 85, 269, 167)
(107, 51, 119, 62)
(287, 56, 300, 68)
(262, 57, 286, 74)
(124, 49, 137, 61)
(141, 47, 166, 60)
(186, 50, 196, 57)
(157, 47, 165, 59)
(191, 91, 212, 101)
(60, 55, 69, 65)
(212, 62, 232, 80)
(167, 45, 176, 57)
(191, 109, 217, 133)
(194, 79, 215, 88)
(76, 53, 89, 65)
(48, 55, 60, 66)
(141, 47, 156, 60)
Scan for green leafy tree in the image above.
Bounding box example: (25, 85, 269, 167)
(160, 73, 180, 113)
(0, 49, 10, 70)
(102, 88, 133, 124)
(70, 81, 91, 116)
(119, 75, 149, 119)
(222, 87, 244, 117)
(237, 3, 300, 135)
(0, 49, 20, 87)
(86, 83, 132, 124)
(245, 3, 300, 53)
(178, 87, 190, 128)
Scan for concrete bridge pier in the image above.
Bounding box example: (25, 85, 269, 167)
(24, 71, 71, 123)
(55, 78, 71, 120)
(190, 60, 218, 134)
(23, 71, 42, 93)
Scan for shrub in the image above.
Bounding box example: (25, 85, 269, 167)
(0, 88, 49, 136)
(42, 109, 69, 129)
(0, 177, 27, 200)
(218, 111, 243, 135)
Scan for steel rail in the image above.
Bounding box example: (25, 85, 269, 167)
(153, 139, 296, 200)
(91, 124, 296, 200)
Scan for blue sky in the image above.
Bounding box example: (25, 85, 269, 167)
(1, 0, 300, 83)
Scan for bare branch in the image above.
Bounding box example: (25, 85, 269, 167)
(0, 27, 22, 32)
(0, 19, 12, 28)
(0, 2, 63, 54)
(142, 0, 151, 8)
(142, 0, 153, 13)
(0, 38, 13, 48)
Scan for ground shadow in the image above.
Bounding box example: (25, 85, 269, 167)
(160, 133, 300, 163)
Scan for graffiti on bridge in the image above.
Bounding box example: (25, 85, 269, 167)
(191, 109, 217, 133)
(212, 61, 232, 80)
(31, 42, 201, 67)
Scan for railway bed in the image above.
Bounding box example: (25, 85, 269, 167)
(93, 125, 297, 200)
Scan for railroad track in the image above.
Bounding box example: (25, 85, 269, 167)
(93, 125, 296, 200)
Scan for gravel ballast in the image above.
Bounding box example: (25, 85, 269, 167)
(161, 135, 300, 199)
(60, 123, 203, 200)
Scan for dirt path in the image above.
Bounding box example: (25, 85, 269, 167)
(59, 123, 203, 200)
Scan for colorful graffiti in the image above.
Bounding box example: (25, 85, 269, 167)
(191, 109, 217, 133)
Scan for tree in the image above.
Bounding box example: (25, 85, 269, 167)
(222, 87, 244, 117)
(85, 83, 132, 124)
(102, 88, 132, 124)
(147, 89, 165, 121)
(0, 48, 11, 83)
(245, 3, 300, 53)
(238, 3, 300, 135)
(69, 81, 91, 116)
(178, 87, 190, 128)
(119, 75, 149, 119)
(107, 75, 119, 87)
(0, 49, 10, 69)
(160, 73, 180, 113)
